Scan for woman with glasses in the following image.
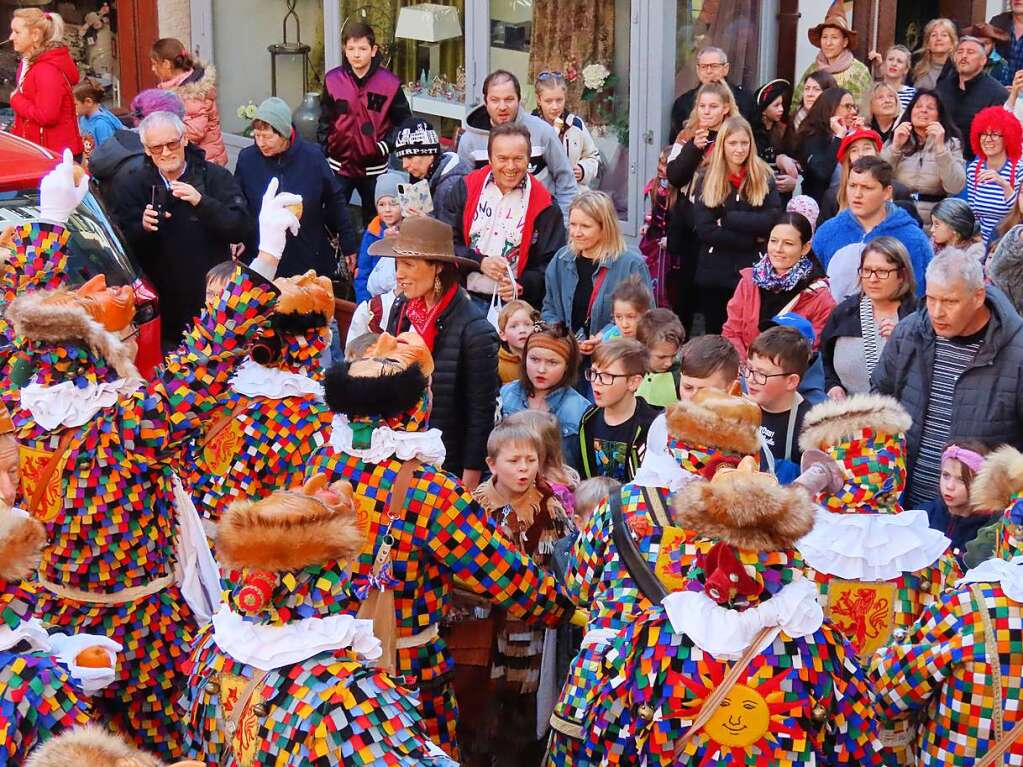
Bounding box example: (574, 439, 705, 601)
(963, 106, 1023, 247)
(794, 87, 860, 204)
(821, 236, 917, 398)
(531, 71, 602, 190)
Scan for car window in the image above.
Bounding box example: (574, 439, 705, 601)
(0, 189, 138, 287)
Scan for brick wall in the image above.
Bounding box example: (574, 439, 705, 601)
(158, 0, 191, 48)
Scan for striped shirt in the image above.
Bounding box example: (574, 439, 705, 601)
(906, 334, 983, 506)
(897, 85, 916, 111)
(964, 157, 1023, 245)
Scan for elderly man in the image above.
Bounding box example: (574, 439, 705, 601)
(937, 36, 1009, 159)
(872, 250, 1023, 507)
(449, 122, 566, 309)
(457, 70, 577, 219)
(112, 111, 252, 348)
(669, 46, 758, 140)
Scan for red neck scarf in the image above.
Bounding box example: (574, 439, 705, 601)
(401, 283, 459, 351)
(728, 166, 747, 190)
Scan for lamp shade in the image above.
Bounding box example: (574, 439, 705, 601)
(394, 3, 463, 43)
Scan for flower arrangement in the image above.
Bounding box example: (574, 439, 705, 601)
(236, 100, 258, 137)
(579, 61, 628, 145)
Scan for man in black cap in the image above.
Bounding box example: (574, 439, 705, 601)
(393, 117, 472, 227)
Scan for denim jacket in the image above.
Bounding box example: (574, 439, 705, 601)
(499, 380, 591, 472)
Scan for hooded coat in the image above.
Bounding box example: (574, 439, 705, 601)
(158, 64, 228, 166)
(10, 46, 82, 155)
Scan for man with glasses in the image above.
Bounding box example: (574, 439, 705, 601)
(937, 36, 1009, 159)
(669, 46, 758, 141)
(112, 110, 251, 349)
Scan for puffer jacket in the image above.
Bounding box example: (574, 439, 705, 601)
(425, 151, 472, 226)
(159, 64, 227, 166)
(387, 288, 499, 476)
(89, 128, 144, 210)
(871, 284, 1023, 471)
(882, 136, 967, 228)
(10, 46, 82, 155)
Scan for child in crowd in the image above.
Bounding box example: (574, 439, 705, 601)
(635, 308, 685, 407)
(923, 440, 993, 567)
(354, 172, 403, 302)
(507, 409, 581, 516)
(579, 339, 660, 482)
(500, 322, 590, 472)
(639, 145, 677, 308)
(678, 333, 741, 399)
(74, 79, 123, 150)
(744, 326, 813, 482)
(532, 71, 601, 189)
(497, 300, 536, 384)
(204, 260, 236, 308)
(601, 275, 654, 340)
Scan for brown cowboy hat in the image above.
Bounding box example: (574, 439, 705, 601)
(367, 214, 480, 271)
(808, 0, 858, 49)
(963, 23, 1010, 45)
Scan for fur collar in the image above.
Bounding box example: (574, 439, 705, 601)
(0, 508, 45, 583)
(167, 62, 217, 100)
(972, 445, 1023, 513)
(25, 725, 163, 767)
(798, 393, 912, 452)
(665, 395, 761, 456)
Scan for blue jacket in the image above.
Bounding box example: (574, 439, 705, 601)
(541, 246, 652, 335)
(79, 107, 123, 148)
(355, 216, 388, 303)
(812, 203, 931, 297)
(500, 380, 591, 472)
(234, 135, 359, 277)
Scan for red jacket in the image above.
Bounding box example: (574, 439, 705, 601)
(11, 47, 83, 155)
(722, 267, 836, 361)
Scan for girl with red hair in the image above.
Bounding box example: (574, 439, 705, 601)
(964, 106, 1023, 247)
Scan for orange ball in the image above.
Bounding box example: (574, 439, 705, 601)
(75, 646, 111, 668)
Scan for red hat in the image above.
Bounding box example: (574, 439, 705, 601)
(837, 128, 883, 164)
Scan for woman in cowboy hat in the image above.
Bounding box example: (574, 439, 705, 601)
(791, 0, 873, 121)
(371, 215, 498, 490)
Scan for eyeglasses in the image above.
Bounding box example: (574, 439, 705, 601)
(698, 61, 727, 71)
(857, 266, 901, 280)
(584, 368, 634, 385)
(145, 137, 183, 155)
(980, 132, 1004, 141)
(741, 364, 796, 386)
(537, 71, 565, 83)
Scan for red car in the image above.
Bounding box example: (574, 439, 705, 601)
(0, 132, 162, 377)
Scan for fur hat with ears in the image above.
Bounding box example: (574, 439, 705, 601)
(666, 389, 762, 458)
(970, 445, 1023, 560)
(23, 724, 184, 767)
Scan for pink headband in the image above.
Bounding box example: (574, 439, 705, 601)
(943, 445, 985, 473)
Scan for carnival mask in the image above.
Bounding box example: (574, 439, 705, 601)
(273, 269, 335, 318)
(67, 274, 136, 332)
(348, 331, 435, 379)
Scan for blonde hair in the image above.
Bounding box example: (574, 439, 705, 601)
(534, 71, 568, 95)
(700, 116, 772, 209)
(504, 410, 580, 489)
(573, 476, 620, 522)
(913, 19, 958, 83)
(13, 9, 64, 51)
(486, 419, 544, 462)
(863, 81, 900, 122)
(682, 82, 739, 140)
(568, 191, 627, 266)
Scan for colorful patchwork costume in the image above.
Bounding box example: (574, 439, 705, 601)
(583, 459, 883, 766)
(546, 391, 764, 766)
(306, 332, 578, 759)
(872, 446, 1023, 766)
(183, 270, 336, 528)
(179, 474, 456, 766)
(796, 394, 961, 764)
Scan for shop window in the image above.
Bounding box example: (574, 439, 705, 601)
(675, 0, 761, 97)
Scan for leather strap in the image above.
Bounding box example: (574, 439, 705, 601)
(641, 486, 671, 528)
(610, 489, 667, 604)
(218, 670, 269, 763)
(28, 429, 76, 517)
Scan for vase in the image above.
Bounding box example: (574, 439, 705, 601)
(292, 92, 321, 144)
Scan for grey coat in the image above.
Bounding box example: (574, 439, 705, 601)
(870, 285, 1023, 471)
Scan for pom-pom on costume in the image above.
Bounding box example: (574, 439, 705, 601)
(872, 446, 1023, 766)
(796, 394, 961, 764)
(584, 458, 884, 767)
(306, 332, 577, 759)
(183, 270, 336, 529)
(545, 390, 762, 767)
(179, 474, 456, 766)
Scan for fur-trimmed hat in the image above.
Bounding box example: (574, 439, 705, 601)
(24, 724, 193, 767)
(799, 393, 911, 453)
(970, 445, 1023, 560)
(666, 389, 762, 457)
(0, 505, 45, 585)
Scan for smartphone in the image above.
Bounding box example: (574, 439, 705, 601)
(397, 179, 434, 217)
(150, 185, 167, 216)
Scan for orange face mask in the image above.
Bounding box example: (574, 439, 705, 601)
(348, 332, 435, 379)
(73, 274, 136, 332)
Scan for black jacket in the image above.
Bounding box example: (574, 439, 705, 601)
(665, 136, 714, 264)
(821, 291, 917, 391)
(871, 285, 1023, 472)
(387, 288, 499, 476)
(90, 128, 146, 212)
(111, 146, 253, 345)
(691, 178, 782, 291)
(936, 73, 1009, 160)
(577, 396, 661, 482)
(669, 82, 758, 141)
(795, 132, 840, 205)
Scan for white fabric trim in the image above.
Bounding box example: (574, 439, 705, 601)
(0, 617, 51, 653)
(329, 413, 446, 465)
(212, 607, 382, 670)
(633, 413, 694, 492)
(20, 378, 142, 430)
(960, 556, 1023, 603)
(172, 475, 222, 625)
(662, 577, 823, 659)
(229, 359, 324, 400)
(798, 507, 950, 581)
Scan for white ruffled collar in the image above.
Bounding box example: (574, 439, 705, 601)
(960, 556, 1023, 602)
(798, 507, 949, 581)
(328, 413, 446, 465)
(20, 378, 142, 430)
(229, 359, 323, 400)
(632, 413, 694, 491)
(662, 577, 823, 660)
(212, 607, 381, 670)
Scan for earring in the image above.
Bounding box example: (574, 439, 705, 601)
(434, 275, 443, 296)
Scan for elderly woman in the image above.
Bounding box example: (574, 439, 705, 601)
(930, 197, 985, 260)
(865, 81, 902, 144)
(791, 0, 873, 116)
(234, 96, 358, 277)
(541, 190, 651, 354)
(376, 216, 498, 490)
(8, 9, 82, 156)
(821, 236, 917, 397)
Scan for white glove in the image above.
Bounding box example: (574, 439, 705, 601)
(48, 632, 122, 695)
(39, 149, 89, 225)
(257, 177, 302, 260)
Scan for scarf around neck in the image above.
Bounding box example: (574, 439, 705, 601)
(815, 48, 856, 76)
(401, 282, 459, 351)
(751, 253, 813, 293)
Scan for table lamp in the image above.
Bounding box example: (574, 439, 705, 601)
(394, 3, 462, 81)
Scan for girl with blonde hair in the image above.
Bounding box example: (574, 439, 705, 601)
(912, 18, 958, 90)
